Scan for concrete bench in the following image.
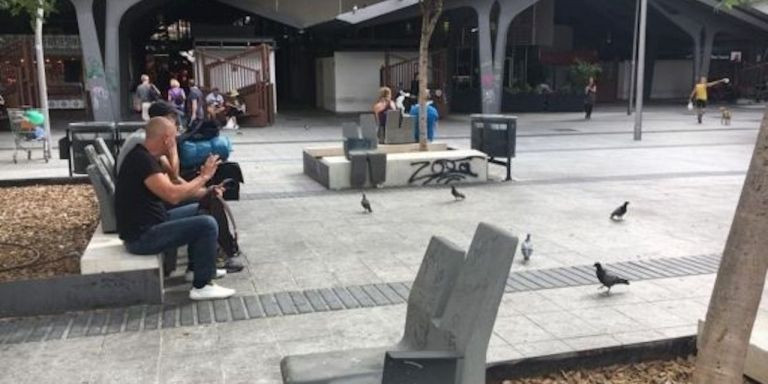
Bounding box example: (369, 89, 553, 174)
(281, 222, 518, 384)
(304, 144, 488, 190)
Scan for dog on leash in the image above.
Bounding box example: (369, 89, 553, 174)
(720, 107, 732, 126)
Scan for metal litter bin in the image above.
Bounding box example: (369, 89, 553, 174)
(67, 122, 116, 176)
(470, 114, 517, 181)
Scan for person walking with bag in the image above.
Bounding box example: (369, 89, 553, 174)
(136, 74, 161, 121)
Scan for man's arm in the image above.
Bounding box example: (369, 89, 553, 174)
(145, 155, 219, 205)
(707, 78, 729, 87)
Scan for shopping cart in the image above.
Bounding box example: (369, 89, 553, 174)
(8, 108, 49, 164)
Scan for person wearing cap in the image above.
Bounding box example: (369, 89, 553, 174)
(224, 90, 245, 130)
(115, 117, 235, 300)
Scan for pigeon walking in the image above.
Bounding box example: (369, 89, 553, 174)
(594, 262, 629, 295)
(361, 193, 372, 213)
(521, 234, 533, 262)
(610, 201, 629, 221)
(451, 186, 466, 201)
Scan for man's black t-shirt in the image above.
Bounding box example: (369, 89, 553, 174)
(115, 145, 168, 241)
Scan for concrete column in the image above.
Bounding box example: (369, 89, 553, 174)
(700, 27, 719, 79)
(473, 0, 540, 114)
(649, 0, 703, 83)
(70, 0, 115, 121)
(105, 0, 143, 120)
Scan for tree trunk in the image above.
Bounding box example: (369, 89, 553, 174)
(417, 0, 442, 152)
(693, 107, 768, 383)
(35, 0, 51, 160)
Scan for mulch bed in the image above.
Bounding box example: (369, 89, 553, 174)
(502, 356, 757, 384)
(0, 184, 98, 283)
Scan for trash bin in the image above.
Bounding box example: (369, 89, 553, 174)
(67, 122, 116, 176)
(470, 114, 517, 181)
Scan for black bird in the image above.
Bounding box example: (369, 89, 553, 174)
(361, 193, 372, 213)
(594, 262, 630, 295)
(610, 201, 629, 221)
(451, 186, 466, 201)
(521, 234, 533, 262)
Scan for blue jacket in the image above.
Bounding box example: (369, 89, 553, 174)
(409, 103, 439, 141)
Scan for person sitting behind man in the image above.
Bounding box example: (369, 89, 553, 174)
(409, 95, 439, 142)
(115, 117, 235, 300)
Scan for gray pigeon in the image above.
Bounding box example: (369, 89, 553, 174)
(521, 234, 533, 262)
(610, 201, 629, 221)
(361, 193, 372, 213)
(594, 262, 630, 295)
(451, 186, 465, 201)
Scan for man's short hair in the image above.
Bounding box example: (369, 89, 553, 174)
(148, 101, 178, 118)
(189, 79, 196, 87)
(140, 74, 149, 82)
(146, 117, 175, 140)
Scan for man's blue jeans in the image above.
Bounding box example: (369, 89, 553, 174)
(124, 203, 218, 289)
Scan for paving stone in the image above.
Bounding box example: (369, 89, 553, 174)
(162, 305, 178, 329)
(274, 292, 298, 315)
(0, 319, 16, 344)
(243, 296, 266, 318)
(374, 283, 405, 304)
(346, 285, 375, 307)
(626, 261, 666, 279)
(506, 277, 530, 292)
(213, 299, 230, 322)
(651, 258, 694, 276)
(289, 292, 313, 314)
(604, 263, 645, 281)
(304, 290, 329, 312)
(196, 301, 213, 324)
(511, 272, 543, 290)
(125, 306, 144, 332)
(144, 305, 161, 330)
(636, 260, 679, 278)
(332, 287, 360, 309)
(228, 297, 248, 321)
(179, 303, 195, 326)
(664, 257, 711, 274)
(86, 312, 108, 336)
(360, 284, 390, 306)
(67, 312, 91, 338)
(569, 265, 599, 283)
(527, 270, 567, 288)
(318, 288, 345, 310)
(5, 319, 32, 344)
(388, 283, 411, 301)
(26, 318, 52, 342)
(259, 294, 283, 317)
(105, 308, 126, 334)
(551, 267, 592, 285)
(46, 314, 72, 340)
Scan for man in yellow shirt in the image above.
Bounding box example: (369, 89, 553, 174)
(689, 76, 729, 124)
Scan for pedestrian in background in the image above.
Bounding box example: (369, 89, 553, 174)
(136, 74, 161, 121)
(584, 77, 597, 120)
(168, 79, 186, 127)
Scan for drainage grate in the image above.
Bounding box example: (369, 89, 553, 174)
(0, 253, 720, 345)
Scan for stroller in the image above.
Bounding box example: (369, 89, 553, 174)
(8, 108, 49, 163)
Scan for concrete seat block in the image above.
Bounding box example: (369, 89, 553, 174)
(316, 149, 487, 190)
(281, 347, 387, 384)
(80, 224, 160, 274)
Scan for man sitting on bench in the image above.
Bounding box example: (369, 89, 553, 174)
(115, 117, 236, 301)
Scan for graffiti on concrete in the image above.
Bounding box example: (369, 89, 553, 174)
(408, 156, 482, 185)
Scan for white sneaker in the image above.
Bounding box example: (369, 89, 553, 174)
(189, 283, 235, 301)
(185, 269, 227, 283)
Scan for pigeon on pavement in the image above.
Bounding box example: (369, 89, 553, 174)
(594, 262, 630, 294)
(451, 186, 466, 201)
(361, 193, 372, 213)
(521, 234, 533, 262)
(610, 201, 629, 221)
